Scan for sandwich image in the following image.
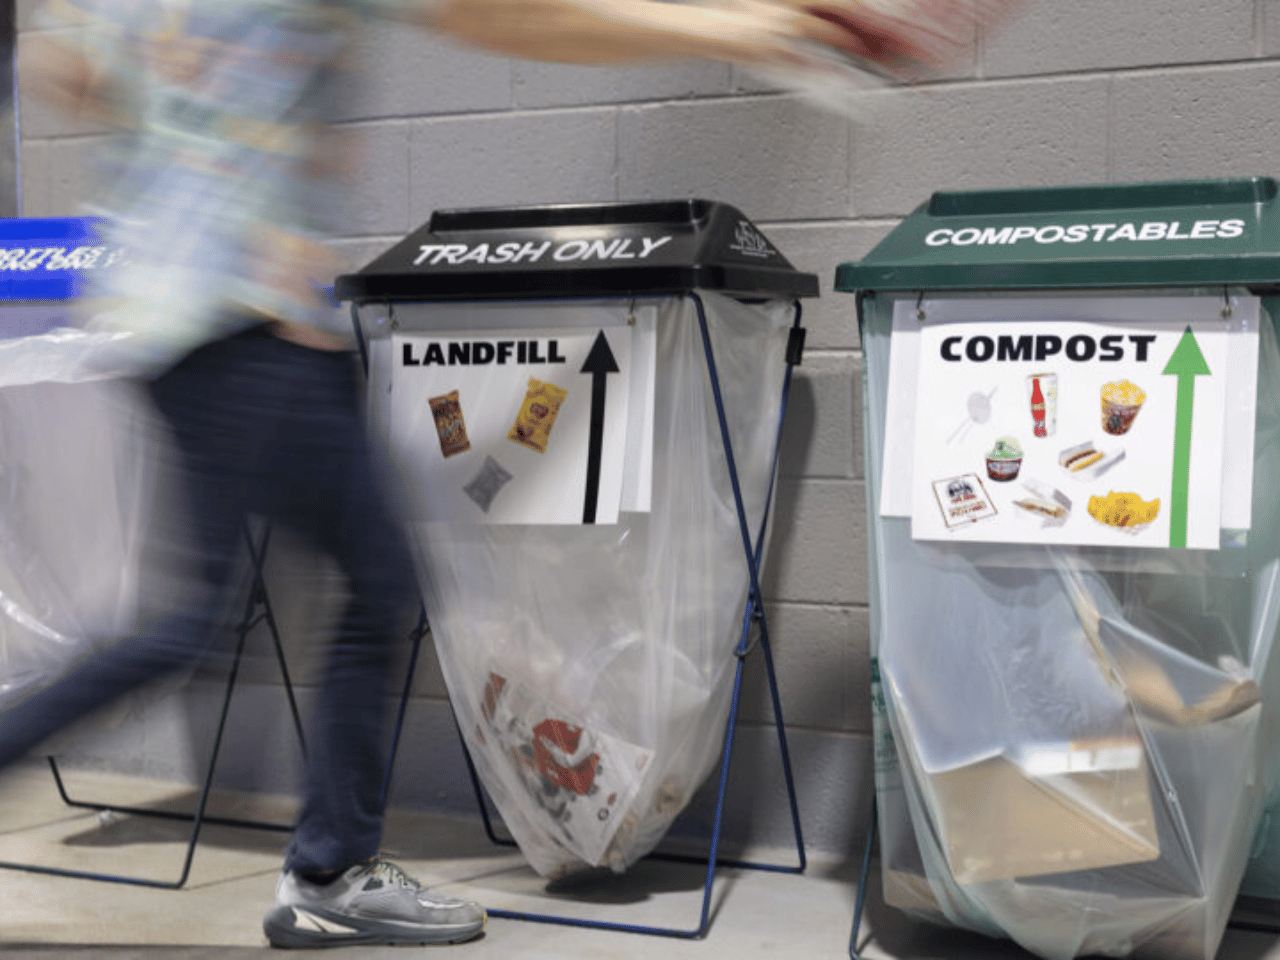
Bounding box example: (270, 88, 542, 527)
(1014, 496, 1068, 521)
(1013, 478, 1071, 526)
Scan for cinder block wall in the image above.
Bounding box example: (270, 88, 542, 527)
(12, 0, 1280, 861)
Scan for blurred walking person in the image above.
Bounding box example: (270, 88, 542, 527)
(5, 0, 1016, 947)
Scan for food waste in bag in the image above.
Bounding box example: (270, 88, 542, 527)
(478, 672, 654, 867)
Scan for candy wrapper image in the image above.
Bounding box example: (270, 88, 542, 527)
(428, 389, 471, 458)
(463, 455, 513, 513)
(509, 378, 568, 453)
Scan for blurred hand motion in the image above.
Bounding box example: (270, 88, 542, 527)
(432, 0, 1022, 80)
(790, 0, 1021, 75)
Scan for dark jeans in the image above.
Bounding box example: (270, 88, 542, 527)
(0, 327, 418, 875)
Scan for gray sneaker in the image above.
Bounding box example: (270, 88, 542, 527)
(263, 858, 486, 948)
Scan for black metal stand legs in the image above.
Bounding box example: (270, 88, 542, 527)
(848, 797, 877, 960)
(0, 521, 303, 889)
(449, 295, 809, 938)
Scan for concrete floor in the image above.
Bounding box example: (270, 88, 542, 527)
(2, 762, 1280, 959)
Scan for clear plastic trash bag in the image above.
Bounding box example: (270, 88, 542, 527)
(0, 328, 167, 719)
(365, 292, 792, 878)
(864, 297, 1280, 960)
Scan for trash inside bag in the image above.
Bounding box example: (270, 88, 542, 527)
(874, 548, 1274, 960)
(365, 292, 792, 878)
(863, 297, 1280, 960)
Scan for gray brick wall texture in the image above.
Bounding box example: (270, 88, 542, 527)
(12, 0, 1280, 860)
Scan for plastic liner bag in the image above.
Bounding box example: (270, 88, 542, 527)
(0, 328, 173, 722)
(864, 300, 1280, 960)
(873, 554, 1274, 960)
(1237, 299, 1280, 904)
(372, 293, 792, 878)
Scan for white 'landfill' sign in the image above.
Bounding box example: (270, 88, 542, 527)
(391, 328, 633, 525)
(902, 300, 1258, 550)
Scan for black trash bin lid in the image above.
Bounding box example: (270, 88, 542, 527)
(334, 200, 818, 302)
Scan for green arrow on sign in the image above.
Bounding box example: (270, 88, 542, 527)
(1162, 326, 1212, 549)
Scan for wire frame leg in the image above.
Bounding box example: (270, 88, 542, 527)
(1, 521, 303, 888)
(376, 607, 429, 815)
(848, 796, 878, 960)
(0, 624, 252, 889)
(690, 292, 807, 879)
(453, 295, 808, 937)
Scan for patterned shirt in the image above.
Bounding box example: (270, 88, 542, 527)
(37, 0, 412, 371)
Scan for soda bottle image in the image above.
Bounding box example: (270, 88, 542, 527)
(1030, 375, 1046, 438)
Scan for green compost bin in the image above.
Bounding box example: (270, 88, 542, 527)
(839, 177, 1280, 960)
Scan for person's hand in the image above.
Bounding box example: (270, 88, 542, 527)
(18, 32, 119, 121)
(428, 0, 1019, 76)
(734, 0, 1022, 80)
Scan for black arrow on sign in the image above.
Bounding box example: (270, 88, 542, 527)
(581, 330, 620, 524)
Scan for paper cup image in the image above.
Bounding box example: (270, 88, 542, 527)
(1027, 373, 1056, 437)
(1100, 380, 1146, 436)
(985, 436, 1023, 482)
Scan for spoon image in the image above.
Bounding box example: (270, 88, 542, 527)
(948, 387, 998, 444)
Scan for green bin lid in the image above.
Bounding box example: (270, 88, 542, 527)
(836, 177, 1280, 293)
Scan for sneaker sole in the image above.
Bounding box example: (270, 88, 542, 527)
(263, 904, 486, 949)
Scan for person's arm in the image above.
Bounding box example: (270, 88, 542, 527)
(397, 0, 1015, 74)
(428, 0, 821, 66)
(20, 0, 131, 125)
(18, 31, 118, 121)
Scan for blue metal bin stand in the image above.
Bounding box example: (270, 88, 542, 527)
(339, 200, 814, 938)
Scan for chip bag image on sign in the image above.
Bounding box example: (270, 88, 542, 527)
(428, 389, 471, 458)
(463, 455, 513, 514)
(509, 378, 567, 453)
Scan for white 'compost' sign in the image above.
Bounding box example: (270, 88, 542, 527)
(882, 296, 1259, 550)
